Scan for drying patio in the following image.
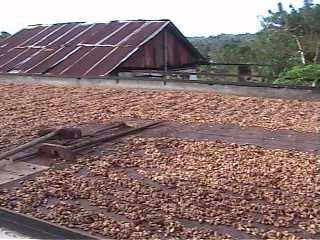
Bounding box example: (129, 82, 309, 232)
(0, 82, 319, 239)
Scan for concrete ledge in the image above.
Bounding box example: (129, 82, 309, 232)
(0, 74, 319, 101)
(0, 207, 97, 239)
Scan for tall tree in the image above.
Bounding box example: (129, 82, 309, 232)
(263, 1, 320, 64)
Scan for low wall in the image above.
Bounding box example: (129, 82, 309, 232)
(0, 74, 319, 100)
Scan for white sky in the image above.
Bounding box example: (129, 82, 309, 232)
(0, 0, 315, 37)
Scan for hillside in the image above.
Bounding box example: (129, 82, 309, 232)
(188, 33, 256, 60)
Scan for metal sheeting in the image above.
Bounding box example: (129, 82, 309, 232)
(1, 48, 41, 72)
(10, 49, 56, 73)
(0, 26, 45, 52)
(0, 48, 25, 66)
(27, 47, 78, 74)
(62, 47, 114, 76)
(86, 46, 137, 76)
(0, 20, 170, 77)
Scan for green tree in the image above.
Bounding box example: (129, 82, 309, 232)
(0, 31, 10, 41)
(251, 30, 300, 72)
(263, 1, 320, 64)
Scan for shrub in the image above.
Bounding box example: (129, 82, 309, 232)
(273, 64, 320, 87)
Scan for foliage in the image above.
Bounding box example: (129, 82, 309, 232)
(190, 31, 300, 72)
(188, 33, 255, 61)
(274, 64, 320, 86)
(252, 31, 301, 69)
(0, 31, 10, 41)
(263, 1, 320, 64)
(189, 1, 320, 86)
(190, 32, 291, 81)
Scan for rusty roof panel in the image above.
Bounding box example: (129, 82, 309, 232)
(84, 21, 126, 44)
(125, 21, 168, 46)
(0, 48, 26, 67)
(48, 46, 93, 75)
(66, 23, 106, 46)
(48, 25, 87, 47)
(62, 46, 114, 76)
(0, 26, 45, 51)
(101, 21, 145, 45)
(36, 23, 78, 46)
(12, 48, 56, 73)
(86, 46, 136, 76)
(0, 20, 205, 77)
(20, 25, 63, 47)
(0, 48, 40, 72)
(27, 46, 78, 74)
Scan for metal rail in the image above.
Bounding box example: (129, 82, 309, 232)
(2, 70, 320, 87)
(208, 62, 274, 67)
(126, 69, 320, 83)
(126, 69, 270, 79)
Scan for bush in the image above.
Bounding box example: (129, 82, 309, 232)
(273, 64, 320, 87)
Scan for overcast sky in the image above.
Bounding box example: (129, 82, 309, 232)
(0, 0, 316, 37)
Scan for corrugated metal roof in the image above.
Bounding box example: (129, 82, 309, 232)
(0, 20, 171, 77)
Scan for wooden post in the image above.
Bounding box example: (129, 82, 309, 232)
(238, 65, 252, 82)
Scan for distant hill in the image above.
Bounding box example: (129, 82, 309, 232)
(188, 33, 256, 60)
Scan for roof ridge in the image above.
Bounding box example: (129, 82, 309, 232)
(27, 22, 85, 27)
(26, 19, 171, 28)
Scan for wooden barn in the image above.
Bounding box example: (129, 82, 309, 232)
(0, 20, 207, 78)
